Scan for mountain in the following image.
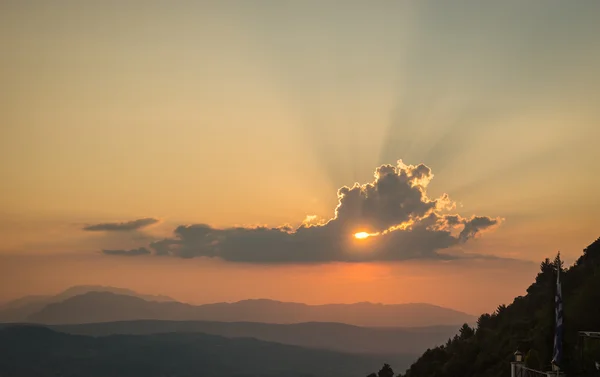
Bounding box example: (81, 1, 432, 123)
(0, 295, 47, 310)
(26, 293, 475, 327)
(0, 297, 50, 323)
(53, 285, 174, 303)
(50, 320, 460, 356)
(367, 237, 600, 377)
(0, 325, 412, 377)
(0, 285, 174, 322)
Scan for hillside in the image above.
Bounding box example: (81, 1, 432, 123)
(369, 237, 600, 377)
(0, 285, 173, 322)
(25, 294, 474, 327)
(51, 320, 459, 355)
(0, 325, 410, 377)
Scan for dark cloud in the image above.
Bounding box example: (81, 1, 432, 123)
(333, 163, 439, 232)
(101, 161, 502, 263)
(444, 215, 462, 226)
(83, 218, 159, 232)
(102, 247, 151, 256)
(459, 216, 500, 242)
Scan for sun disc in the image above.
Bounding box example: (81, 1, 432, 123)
(354, 232, 370, 239)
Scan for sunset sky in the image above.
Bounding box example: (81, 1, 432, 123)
(1, 1, 599, 315)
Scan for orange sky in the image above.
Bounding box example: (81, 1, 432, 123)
(0, 252, 540, 315)
(1, 1, 599, 315)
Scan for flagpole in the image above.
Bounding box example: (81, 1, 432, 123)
(557, 264, 559, 377)
(556, 265, 560, 377)
(552, 256, 563, 377)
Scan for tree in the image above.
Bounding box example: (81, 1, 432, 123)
(459, 324, 475, 340)
(495, 304, 507, 316)
(378, 363, 394, 377)
(554, 251, 564, 271)
(396, 237, 600, 377)
(540, 258, 553, 274)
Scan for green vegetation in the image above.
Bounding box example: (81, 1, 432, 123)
(366, 237, 600, 377)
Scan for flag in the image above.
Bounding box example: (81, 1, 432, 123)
(552, 266, 563, 367)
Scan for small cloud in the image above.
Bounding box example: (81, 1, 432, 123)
(83, 218, 159, 232)
(102, 247, 151, 256)
(458, 216, 503, 242)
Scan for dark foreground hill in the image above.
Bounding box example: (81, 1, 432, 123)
(368, 237, 600, 377)
(25, 293, 474, 327)
(0, 325, 410, 377)
(51, 320, 459, 355)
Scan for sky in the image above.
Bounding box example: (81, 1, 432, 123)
(1, 1, 599, 315)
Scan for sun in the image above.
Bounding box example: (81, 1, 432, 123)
(354, 232, 370, 239)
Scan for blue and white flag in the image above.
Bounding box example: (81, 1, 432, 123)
(552, 266, 563, 367)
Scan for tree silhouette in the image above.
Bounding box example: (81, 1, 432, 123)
(554, 251, 564, 271)
(395, 237, 600, 377)
(540, 258, 553, 273)
(458, 324, 475, 340)
(378, 363, 394, 377)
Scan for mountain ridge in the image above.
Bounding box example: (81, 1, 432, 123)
(0, 285, 174, 323)
(25, 291, 476, 327)
(46, 319, 461, 355)
(0, 324, 412, 377)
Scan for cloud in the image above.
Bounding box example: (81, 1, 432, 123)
(102, 247, 151, 256)
(101, 160, 502, 263)
(458, 216, 500, 242)
(83, 218, 159, 232)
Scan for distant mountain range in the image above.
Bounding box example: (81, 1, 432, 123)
(0, 285, 174, 323)
(51, 319, 460, 355)
(21, 290, 475, 327)
(1, 325, 408, 377)
(0, 286, 474, 373)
